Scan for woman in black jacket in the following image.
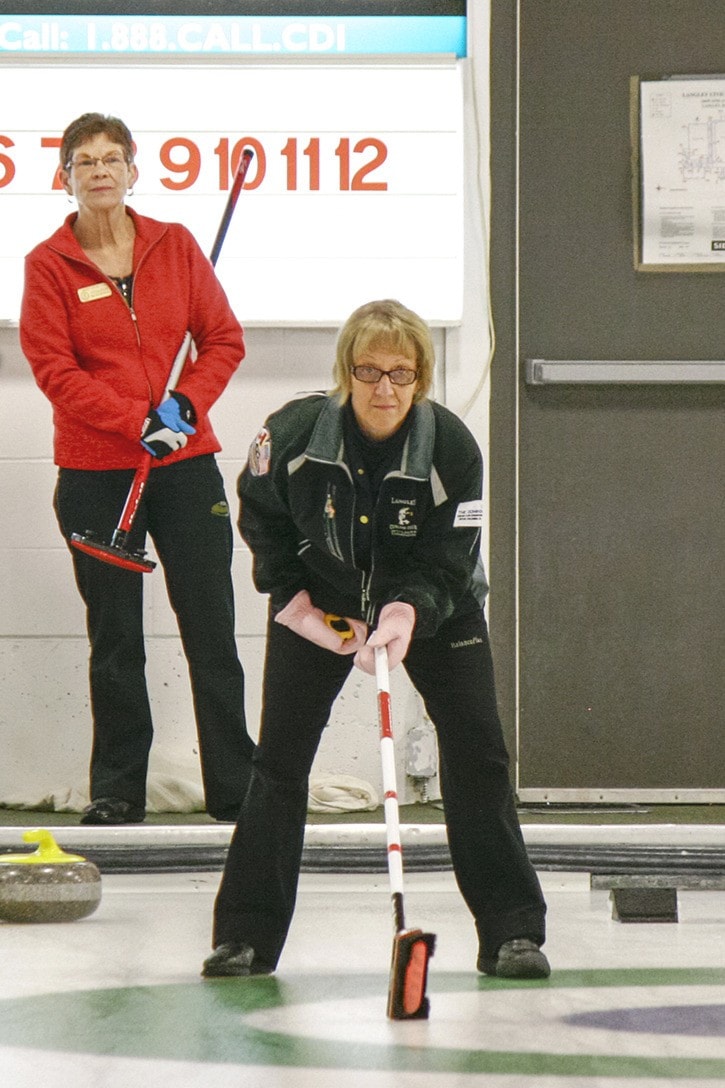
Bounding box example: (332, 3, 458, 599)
(203, 299, 549, 980)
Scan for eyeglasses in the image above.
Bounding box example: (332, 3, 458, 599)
(66, 154, 129, 172)
(351, 365, 419, 386)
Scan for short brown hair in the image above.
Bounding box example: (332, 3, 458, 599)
(332, 299, 435, 404)
(60, 113, 134, 169)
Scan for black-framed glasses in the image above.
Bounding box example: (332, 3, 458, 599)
(351, 364, 418, 386)
(66, 154, 128, 172)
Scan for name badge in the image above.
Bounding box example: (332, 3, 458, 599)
(77, 282, 112, 303)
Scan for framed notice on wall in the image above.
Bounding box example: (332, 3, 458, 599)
(0, 57, 464, 324)
(633, 75, 725, 271)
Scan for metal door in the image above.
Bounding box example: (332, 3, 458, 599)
(490, 0, 725, 801)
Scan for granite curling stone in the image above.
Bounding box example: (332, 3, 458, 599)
(0, 829, 102, 923)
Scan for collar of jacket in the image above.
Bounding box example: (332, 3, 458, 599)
(46, 207, 168, 263)
(300, 395, 436, 481)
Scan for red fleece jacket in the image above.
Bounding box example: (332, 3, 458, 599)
(20, 208, 244, 469)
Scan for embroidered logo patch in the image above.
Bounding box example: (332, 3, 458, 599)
(247, 427, 271, 476)
(389, 503, 417, 538)
(210, 501, 230, 518)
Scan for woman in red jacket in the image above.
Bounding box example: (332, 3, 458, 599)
(20, 112, 254, 825)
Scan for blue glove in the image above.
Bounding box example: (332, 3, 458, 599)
(141, 391, 196, 459)
(166, 390, 197, 427)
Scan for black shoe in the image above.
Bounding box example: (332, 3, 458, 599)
(201, 942, 274, 978)
(478, 938, 551, 979)
(80, 798, 146, 826)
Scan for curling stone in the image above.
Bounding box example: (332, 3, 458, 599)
(0, 829, 102, 923)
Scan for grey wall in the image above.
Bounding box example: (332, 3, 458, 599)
(490, 0, 725, 799)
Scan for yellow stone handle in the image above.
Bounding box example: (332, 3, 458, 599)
(324, 614, 354, 640)
(0, 828, 88, 865)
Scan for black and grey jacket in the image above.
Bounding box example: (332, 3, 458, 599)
(238, 394, 488, 639)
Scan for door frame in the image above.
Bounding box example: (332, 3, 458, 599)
(488, 0, 725, 803)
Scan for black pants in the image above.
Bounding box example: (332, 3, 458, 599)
(212, 607, 546, 965)
(54, 455, 254, 817)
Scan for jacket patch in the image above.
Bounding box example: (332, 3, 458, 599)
(389, 504, 417, 538)
(248, 427, 271, 476)
(453, 500, 483, 527)
(210, 501, 230, 518)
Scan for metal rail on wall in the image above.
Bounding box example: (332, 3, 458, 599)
(525, 359, 725, 384)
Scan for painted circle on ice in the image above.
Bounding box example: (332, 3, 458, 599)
(0, 969, 723, 1077)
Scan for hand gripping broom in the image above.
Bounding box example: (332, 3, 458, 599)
(70, 147, 255, 574)
(375, 645, 436, 1019)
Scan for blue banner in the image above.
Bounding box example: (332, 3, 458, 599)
(0, 15, 467, 56)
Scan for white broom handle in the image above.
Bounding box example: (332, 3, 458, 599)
(375, 646, 405, 896)
(161, 330, 193, 402)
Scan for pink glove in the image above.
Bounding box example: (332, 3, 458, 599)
(354, 602, 416, 675)
(275, 590, 367, 655)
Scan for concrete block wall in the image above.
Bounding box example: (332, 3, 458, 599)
(0, 322, 440, 811)
(0, 2, 492, 812)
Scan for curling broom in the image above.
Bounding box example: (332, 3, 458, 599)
(374, 644, 436, 1019)
(70, 147, 255, 573)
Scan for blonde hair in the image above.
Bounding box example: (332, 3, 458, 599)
(332, 299, 435, 404)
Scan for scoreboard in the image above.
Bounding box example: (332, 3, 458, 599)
(0, 6, 465, 324)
